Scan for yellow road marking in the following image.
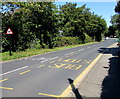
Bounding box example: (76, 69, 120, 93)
(75, 60, 81, 63)
(38, 44, 115, 97)
(64, 64, 73, 69)
(50, 61, 55, 63)
(57, 58, 63, 61)
(38, 54, 103, 97)
(37, 65, 45, 68)
(38, 93, 60, 97)
(0, 87, 14, 90)
(19, 70, 31, 75)
(84, 60, 90, 63)
(64, 59, 71, 62)
(65, 56, 69, 58)
(75, 65, 82, 70)
(60, 53, 103, 97)
(49, 63, 66, 68)
(71, 59, 76, 62)
(0, 78, 8, 82)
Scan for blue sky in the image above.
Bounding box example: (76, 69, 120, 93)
(54, 2, 117, 27)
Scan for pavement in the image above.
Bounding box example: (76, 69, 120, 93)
(70, 43, 120, 99)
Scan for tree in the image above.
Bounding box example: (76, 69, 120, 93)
(2, 2, 59, 52)
(115, 1, 120, 13)
(109, 1, 120, 40)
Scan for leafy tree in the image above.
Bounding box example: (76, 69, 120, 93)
(109, 1, 120, 39)
(59, 3, 107, 42)
(2, 2, 59, 52)
(115, 1, 120, 13)
(1, 2, 108, 53)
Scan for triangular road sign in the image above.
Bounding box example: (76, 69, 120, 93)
(6, 28, 13, 34)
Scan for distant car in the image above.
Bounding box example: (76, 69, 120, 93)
(105, 37, 109, 40)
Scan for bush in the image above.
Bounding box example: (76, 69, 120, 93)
(55, 37, 79, 47)
(55, 34, 92, 47)
(84, 33, 93, 43)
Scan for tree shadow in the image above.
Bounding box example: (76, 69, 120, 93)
(98, 47, 120, 98)
(98, 47, 120, 57)
(68, 78, 82, 99)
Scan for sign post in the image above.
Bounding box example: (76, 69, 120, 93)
(6, 28, 13, 56)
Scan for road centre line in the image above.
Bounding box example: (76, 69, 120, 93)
(78, 49, 84, 51)
(65, 52, 75, 55)
(65, 53, 69, 56)
(49, 57, 58, 60)
(19, 70, 31, 75)
(37, 58, 46, 60)
(31, 59, 36, 60)
(41, 57, 58, 63)
(87, 47, 91, 48)
(41, 60, 49, 63)
(0, 78, 8, 82)
(0, 66, 28, 76)
(0, 86, 14, 90)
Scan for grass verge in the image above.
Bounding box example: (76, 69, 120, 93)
(1, 42, 97, 61)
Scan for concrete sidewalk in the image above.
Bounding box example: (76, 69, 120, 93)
(70, 43, 120, 98)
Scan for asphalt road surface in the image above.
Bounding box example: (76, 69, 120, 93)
(1, 39, 115, 97)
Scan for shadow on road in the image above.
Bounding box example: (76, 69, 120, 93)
(68, 78, 82, 99)
(98, 47, 120, 57)
(98, 47, 120, 98)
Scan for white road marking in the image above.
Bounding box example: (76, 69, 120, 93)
(30, 57, 46, 61)
(41, 59, 48, 63)
(31, 59, 36, 60)
(70, 52, 75, 54)
(87, 47, 91, 48)
(41, 57, 58, 63)
(78, 49, 84, 51)
(65, 53, 68, 55)
(49, 57, 58, 60)
(65, 52, 75, 55)
(37, 58, 46, 60)
(0, 66, 28, 76)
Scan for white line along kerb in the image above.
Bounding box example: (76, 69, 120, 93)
(0, 66, 28, 76)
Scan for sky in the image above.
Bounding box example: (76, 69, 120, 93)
(55, 2, 117, 27)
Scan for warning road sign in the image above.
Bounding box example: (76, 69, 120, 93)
(6, 28, 13, 34)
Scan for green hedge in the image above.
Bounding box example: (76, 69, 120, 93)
(20, 34, 92, 50)
(55, 33, 92, 47)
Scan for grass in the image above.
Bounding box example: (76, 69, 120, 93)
(1, 42, 97, 61)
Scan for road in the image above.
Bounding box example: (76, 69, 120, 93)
(1, 39, 115, 97)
